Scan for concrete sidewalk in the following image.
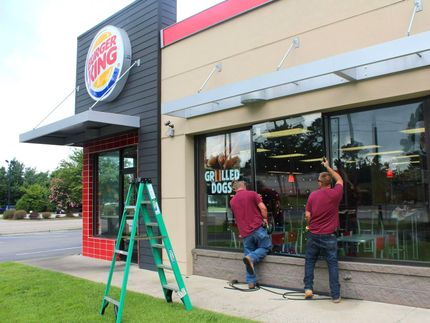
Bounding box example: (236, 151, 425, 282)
(20, 255, 429, 323)
(0, 218, 82, 235)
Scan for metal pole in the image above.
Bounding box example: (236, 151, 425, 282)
(197, 63, 222, 93)
(407, 0, 423, 37)
(276, 37, 300, 71)
(5, 160, 11, 209)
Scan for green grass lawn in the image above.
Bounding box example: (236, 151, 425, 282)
(0, 262, 254, 323)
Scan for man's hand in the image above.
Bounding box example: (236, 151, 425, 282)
(262, 218, 268, 227)
(321, 156, 343, 185)
(321, 156, 329, 169)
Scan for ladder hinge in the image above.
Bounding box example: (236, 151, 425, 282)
(104, 296, 119, 307)
(146, 222, 159, 227)
(152, 243, 165, 249)
(163, 284, 179, 292)
(157, 264, 172, 271)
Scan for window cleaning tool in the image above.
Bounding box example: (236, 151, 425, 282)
(100, 178, 192, 323)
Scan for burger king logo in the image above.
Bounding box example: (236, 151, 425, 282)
(85, 25, 131, 102)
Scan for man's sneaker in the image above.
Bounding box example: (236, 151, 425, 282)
(243, 256, 255, 275)
(248, 282, 256, 289)
(304, 289, 313, 299)
(332, 297, 341, 303)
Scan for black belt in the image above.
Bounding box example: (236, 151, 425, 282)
(308, 231, 336, 237)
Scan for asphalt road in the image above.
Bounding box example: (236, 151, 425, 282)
(0, 230, 81, 262)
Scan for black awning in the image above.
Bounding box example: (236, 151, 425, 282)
(19, 110, 140, 147)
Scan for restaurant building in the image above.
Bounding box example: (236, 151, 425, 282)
(20, 0, 430, 308)
(160, 0, 430, 308)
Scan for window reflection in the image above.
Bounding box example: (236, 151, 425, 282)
(331, 101, 429, 262)
(94, 147, 137, 238)
(253, 113, 323, 256)
(96, 151, 120, 237)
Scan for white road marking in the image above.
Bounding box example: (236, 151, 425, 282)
(16, 247, 81, 256)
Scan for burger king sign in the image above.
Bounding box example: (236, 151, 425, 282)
(85, 25, 132, 102)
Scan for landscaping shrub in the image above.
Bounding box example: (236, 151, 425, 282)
(29, 211, 40, 220)
(42, 212, 52, 219)
(3, 209, 15, 219)
(13, 210, 27, 220)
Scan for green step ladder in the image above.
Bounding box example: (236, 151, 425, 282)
(100, 178, 192, 322)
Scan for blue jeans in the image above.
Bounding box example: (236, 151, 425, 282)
(243, 226, 272, 284)
(303, 232, 340, 299)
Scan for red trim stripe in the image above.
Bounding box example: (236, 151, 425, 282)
(162, 0, 273, 47)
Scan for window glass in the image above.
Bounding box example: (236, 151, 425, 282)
(330, 100, 430, 263)
(253, 113, 323, 256)
(198, 130, 252, 249)
(123, 147, 136, 169)
(94, 146, 137, 238)
(96, 151, 120, 237)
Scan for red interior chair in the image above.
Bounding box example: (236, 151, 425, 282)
(271, 232, 284, 245)
(376, 236, 385, 258)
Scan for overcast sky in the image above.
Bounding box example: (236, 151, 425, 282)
(0, 0, 223, 173)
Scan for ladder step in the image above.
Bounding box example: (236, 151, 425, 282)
(157, 264, 172, 271)
(122, 235, 165, 241)
(141, 201, 151, 204)
(163, 284, 179, 292)
(104, 296, 119, 307)
(115, 249, 128, 256)
(151, 243, 165, 249)
(146, 222, 159, 227)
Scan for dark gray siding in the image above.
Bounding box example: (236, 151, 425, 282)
(75, 0, 177, 270)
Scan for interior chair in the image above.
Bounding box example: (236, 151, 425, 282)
(375, 236, 385, 258)
(228, 223, 241, 249)
(271, 232, 285, 253)
(283, 231, 298, 254)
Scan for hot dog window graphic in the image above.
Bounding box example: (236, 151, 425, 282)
(204, 135, 245, 195)
(85, 25, 132, 102)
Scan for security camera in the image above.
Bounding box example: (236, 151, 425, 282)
(164, 120, 174, 128)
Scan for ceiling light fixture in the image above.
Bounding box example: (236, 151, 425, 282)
(400, 127, 425, 134)
(269, 153, 305, 158)
(394, 154, 420, 159)
(268, 171, 303, 175)
(340, 145, 380, 152)
(256, 148, 271, 153)
(300, 157, 323, 162)
(392, 161, 420, 165)
(262, 128, 308, 138)
(366, 150, 403, 156)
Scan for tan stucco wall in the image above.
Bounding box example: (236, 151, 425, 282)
(161, 0, 430, 275)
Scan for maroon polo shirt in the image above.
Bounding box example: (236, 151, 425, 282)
(306, 184, 343, 234)
(230, 190, 263, 238)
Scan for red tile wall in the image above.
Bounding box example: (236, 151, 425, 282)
(82, 132, 138, 260)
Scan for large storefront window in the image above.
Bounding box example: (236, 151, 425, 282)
(253, 113, 323, 256)
(94, 147, 137, 237)
(197, 99, 430, 265)
(330, 100, 430, 263)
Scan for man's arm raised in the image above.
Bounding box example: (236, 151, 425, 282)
(322, 157, 343, 186)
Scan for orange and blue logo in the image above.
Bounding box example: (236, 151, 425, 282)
(85, 25, 131, 102)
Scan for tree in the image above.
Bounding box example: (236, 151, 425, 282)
(23, 167, 50, 189)
(49, 149, 83, 212)
(1, 159, 25, 207)
(16, 184, 50, 212)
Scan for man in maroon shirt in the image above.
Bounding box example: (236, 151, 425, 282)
(230, 180, 272, 289)
(304, 157, 343, 303)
